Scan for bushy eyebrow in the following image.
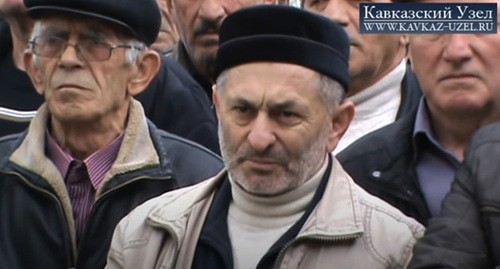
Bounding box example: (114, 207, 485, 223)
(268, 100, 301, 111)
(228, 96, 304, 112)
(229, 97, 255, 108)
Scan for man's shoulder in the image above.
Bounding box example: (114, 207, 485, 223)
(150, 126, 220, 159)
(0, 132, 25, 168)
(119, 172, 223, 231)
(354, 183, 424, 260)
(148, 125, 223, 187)
(356, 182, 423, 230)
(338, 115, 414, 161)
(0, 132, 24, 152)
(468, 122, 500, 153)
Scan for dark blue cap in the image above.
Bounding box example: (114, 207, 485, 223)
(24, 0, 161, 46)
(216, 5, 350, 91)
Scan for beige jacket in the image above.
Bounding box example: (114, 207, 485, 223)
(107, 157, 424, 269)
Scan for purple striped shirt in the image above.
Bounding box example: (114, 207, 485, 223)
(46, 131, 124, 240)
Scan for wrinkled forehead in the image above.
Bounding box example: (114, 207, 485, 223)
(34, 14, 129, 40)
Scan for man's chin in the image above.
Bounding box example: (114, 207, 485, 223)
(191, 48, 218, 78)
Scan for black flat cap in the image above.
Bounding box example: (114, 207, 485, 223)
(216, 5, 350, 91)
(24, 0, 161, 46)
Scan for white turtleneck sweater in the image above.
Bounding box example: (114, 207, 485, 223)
(334, 59, 406, 154)
(227, 157, 328, 269)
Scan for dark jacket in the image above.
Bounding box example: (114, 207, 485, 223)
(168, 42, 213, 103)
(0, 101, 224, 269)
(395, 62, 423, 120)
(136, 55, 220, 155)
(0, 19, 43, 137)
(409, 123, 500, 269)
(337, 68, 429, 225)
(337, 108, 431, 225)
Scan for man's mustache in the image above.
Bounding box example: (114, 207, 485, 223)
(193, 19, 222, 37)
(235, 147, 289, 166)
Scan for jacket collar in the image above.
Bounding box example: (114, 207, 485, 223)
(10, 98, 160, 190)
(299, 158, 364, 237)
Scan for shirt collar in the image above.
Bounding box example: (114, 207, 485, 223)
(412, 98, 460, 162)
(46, 131, 125, 189)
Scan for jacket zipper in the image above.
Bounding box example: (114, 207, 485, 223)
(273, 232, 363, 268)
(77, 175, 173, 263)
(5, 171, 75, 268)
(7, 170, 173, 267)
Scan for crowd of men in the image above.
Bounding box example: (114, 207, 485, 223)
(0, 0, 498, 268)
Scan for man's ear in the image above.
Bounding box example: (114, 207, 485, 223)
(212, 84, 221, 121)
(327, 100, 355, 152)
(23, 51, 45, 96)
(127, 50, 161, 96)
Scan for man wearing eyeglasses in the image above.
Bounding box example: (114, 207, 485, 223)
(0, 0, 223, 268)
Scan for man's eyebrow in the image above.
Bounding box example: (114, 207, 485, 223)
(228, 96, 255, 107)
(227, 96, 303, 110)
(40, 26, 67, 37)
(79, 28, 106, 40)
(268, 100, 301, 111)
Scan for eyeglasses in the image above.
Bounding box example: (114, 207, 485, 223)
(29, 35, 145, 62)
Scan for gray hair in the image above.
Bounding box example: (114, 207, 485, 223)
(30, 21, 146, 66)
(216, 69, 345, 116)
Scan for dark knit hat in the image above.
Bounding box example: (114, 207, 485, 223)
(215, 5, 350, 91)
(24, 0, 161, 46)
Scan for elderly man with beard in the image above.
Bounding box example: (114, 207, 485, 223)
(0, 0, 223, 268)
(106, 6, 423, 269)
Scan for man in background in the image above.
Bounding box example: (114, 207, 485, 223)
(167, 0, 278, 103)
(151, 0, 179, 54)
(338, 0, 500, 225)
(304, 0, 422, 153)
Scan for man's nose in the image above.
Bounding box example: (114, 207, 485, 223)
(247, 114, 277, 152)
(198, 0, 226, 21)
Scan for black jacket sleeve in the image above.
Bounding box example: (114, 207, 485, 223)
(409, 123, 500, 269)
